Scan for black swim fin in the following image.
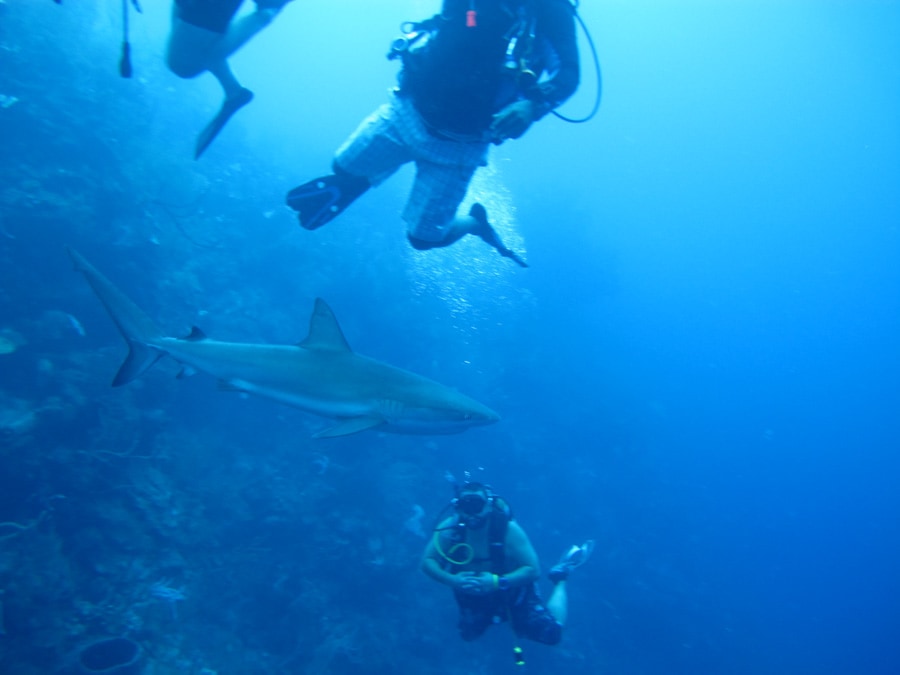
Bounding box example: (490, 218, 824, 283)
(286, 171, 370, 231)
(469, 203, 528, 268)
(195, 87, 254, 159)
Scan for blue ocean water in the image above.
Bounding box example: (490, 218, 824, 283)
(1, 1, 898, 674)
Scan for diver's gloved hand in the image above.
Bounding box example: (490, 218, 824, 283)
(490, 100, 537, 144)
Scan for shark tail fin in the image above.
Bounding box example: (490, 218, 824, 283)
(112, 345, 164, 387)
(68, 248, 166, 386)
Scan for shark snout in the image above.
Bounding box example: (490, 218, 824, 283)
(463, 403, 501, 426)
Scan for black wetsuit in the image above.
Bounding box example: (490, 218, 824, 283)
(174, 0, 245, 34)
(400, 0, 580, 136)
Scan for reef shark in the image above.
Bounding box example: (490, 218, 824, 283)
(69, 249, 499, 438)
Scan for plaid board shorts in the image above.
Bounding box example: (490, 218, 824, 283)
(334, 92, 490, 243)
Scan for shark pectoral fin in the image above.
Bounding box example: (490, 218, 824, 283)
(313, 416, 384, 439)
(112, 343, 163, 387)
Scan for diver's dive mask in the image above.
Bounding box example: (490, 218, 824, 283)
(455, 490, 491, 529)
(457, 492, 489, 516)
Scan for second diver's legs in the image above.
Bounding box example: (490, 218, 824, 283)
(166, 16, 253, 158)
(206, 60, 244, 100)
(212, 6, 281, 63)
(206, 4, 290, 93)
(408, 203, 528, 267)
(166, 13, 221, 79)
(194, 6, 290, 157)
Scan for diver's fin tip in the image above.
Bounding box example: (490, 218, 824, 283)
(194, 88, 254, 159)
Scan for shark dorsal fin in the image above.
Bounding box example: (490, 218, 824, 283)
(299, 298, 352, 352)
(183, 326, 207, 341)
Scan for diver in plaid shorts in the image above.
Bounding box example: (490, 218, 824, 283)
(287, 0, 581, 267)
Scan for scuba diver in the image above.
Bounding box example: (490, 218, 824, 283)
(421, 481, 593, 658)
(286, 0, 584, 267)
(166, 0, 294, 158)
